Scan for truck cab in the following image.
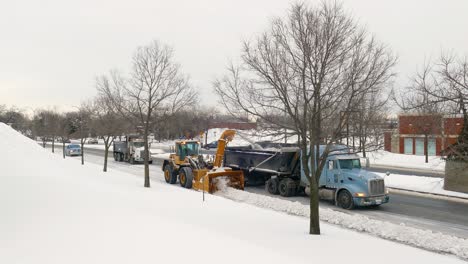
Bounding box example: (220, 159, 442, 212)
(304, 151, 389, 209)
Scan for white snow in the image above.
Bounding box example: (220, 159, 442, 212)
(364, 150, 446, 172)
(201, 127, 297, 147)
(2, 122, 467, 263)
(379, 173, 468, 199)
(218, 188, 468, 260)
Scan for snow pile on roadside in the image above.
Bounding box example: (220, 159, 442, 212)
(364, 150, 445, 171)
(202, 128, 297, 147)
(377, 173, 468, 199)
(218, 187, 468, 260)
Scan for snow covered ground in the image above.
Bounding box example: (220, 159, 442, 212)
(2, 123, 468, 263)
(381, 173, 468, 199)
(364, 150, 445, 172)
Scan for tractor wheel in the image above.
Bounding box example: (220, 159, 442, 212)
(179, 167, 193, 189)
(278, 178, 296, 197)
(164, 165, 177, 184)
(337, 190, 354, 210)
(266, 178, 279, 195)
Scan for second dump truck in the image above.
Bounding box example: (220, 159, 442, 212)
(113, 135, 153, 164)
(224, 145, 389, 209)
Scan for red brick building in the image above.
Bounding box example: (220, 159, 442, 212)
(384, 114, 464, 156)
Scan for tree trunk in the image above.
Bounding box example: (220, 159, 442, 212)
(104, 143, 109, 172)
(81, 140, 84, 165)
(62, 141, 65, 159)
(425, 134, 428, 163)
(52, 137, 55, 153)
(309, 175, 321, 235)
(144, 124, 150, 188)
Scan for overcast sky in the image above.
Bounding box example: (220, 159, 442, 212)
(1, 0, 467, 112)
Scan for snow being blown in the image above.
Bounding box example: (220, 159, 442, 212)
(217, 187, 468, 260)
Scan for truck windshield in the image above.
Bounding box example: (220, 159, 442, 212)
(339, 159, 361, 170)
(178, 142, 199, 159)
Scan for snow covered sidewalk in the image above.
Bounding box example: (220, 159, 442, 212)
(379, 173, 468, 200)
(364, 150, 446, 172)
(2, 124, 468, 263)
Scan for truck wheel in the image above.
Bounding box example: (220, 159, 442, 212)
(179, 167, 193, 189)
(130, 157, 135, 164)
(266, 178, 279, 195)
(337, 190, 354, 210)
(279, 179, 296, 197)
(164, 165, 177, 184)
(113, 153, 118, 161)
(119, 153, 124, 162)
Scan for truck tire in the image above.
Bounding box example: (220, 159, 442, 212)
(164, 164, 177, 184)
(337, 190, 354, 210)
(179, 167, 193, 189)
(113, 153, 118, 161)
(119, 153, 124, 162)
(130, 157, 135, 164)
(266, 178, 279, 195)
(279, 178, 296, 197)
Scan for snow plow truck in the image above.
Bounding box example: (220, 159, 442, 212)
(162, 129, 244, 193)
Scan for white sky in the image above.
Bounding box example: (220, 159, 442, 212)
(1, 0, 467, 112)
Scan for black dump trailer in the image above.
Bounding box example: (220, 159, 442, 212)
(223, 147, 301, 186)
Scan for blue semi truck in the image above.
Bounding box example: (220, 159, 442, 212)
(224, 145, 389, 209)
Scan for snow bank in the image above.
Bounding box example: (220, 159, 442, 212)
(202, 127, 297, 147)
(378, 173, 468, 199)
(1, 122, 466, 264)
(364, 150, 445, 172)
(218, 188, 468, 260)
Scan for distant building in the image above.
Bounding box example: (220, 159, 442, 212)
(384, 114, 464, 156)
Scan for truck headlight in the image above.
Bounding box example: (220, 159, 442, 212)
(354, 192, 366, 197)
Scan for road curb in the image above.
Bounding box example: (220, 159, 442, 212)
(388, 187, 468, 204)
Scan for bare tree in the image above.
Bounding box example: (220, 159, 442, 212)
(99, 40, 196, 187)
(395, 53, 467, 160)
(92, 80, 129, 171)
(70, 106, 91, 165)
(214, 2, 395, 235)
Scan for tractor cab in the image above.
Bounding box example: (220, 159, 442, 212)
(175, 140, 200, 160)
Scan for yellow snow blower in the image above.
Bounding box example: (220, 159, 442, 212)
(162, 129, 244, 193)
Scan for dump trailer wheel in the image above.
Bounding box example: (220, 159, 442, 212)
(266, 178, 279, 194)
(278, 178, 296, 197)
(164, 165, 178, 184)
(179, 167, 193, 189)
(337, 190, 354, 210)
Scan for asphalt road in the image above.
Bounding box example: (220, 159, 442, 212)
(45, 144, 468, 239)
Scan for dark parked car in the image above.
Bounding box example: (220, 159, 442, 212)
(203, 141, 218, 150)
